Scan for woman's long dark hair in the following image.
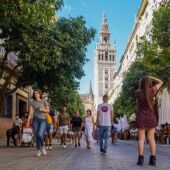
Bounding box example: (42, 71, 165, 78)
(139, 76, 153, 109)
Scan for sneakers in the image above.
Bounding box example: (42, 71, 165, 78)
(100, 149, 106, 155)
(100, 149, 103, 154)
(103, 150, 107, 154)
(36, 150, 42, 157)
(63, 144, 67, 148)
(49, 146, 52, 150)
(45, 145, 53, 150)
(42, 147, 47, 155)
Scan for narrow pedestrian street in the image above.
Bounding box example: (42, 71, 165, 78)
(0, 139, 169, 170)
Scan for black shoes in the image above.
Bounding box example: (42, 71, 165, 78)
(78, 143, 81, 147)
(137, 155, 144, 166)
(100, 149, 107, 154)
(137, 155, 156, 166)
(149, 155, 156, 166)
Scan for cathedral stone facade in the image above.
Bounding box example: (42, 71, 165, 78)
(94, 14, 116, 105)
(80, 82, 96, 116)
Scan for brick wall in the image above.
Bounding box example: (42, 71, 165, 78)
(0, 118, 13, 139)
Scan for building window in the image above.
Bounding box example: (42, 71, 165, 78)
(98, 54, 100, 60)
(136, 35, 138, 42)
(112, 55, 114, 61)
(4, 95, 12, 118)
(102, 54, 104, 60)
(109, 55, 112, 61)
(105, 70, 108, 74)
(105, 77, 108, 81)
(105, 52, 108, 61)
(105, 84, 108, 89)
(145, 12, 148, 19)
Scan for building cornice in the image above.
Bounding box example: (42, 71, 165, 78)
(137, 0, 149, 19)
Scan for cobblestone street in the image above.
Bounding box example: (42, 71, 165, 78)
(0, 139, 170, 170)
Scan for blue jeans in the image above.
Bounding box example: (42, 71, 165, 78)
(33, 116, 46, 150)
(99, 126, 111, 151)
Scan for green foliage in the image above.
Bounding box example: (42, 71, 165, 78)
(113, 4, 170, 117)
(49, 88, 84, 116)
(0, 0, 95, 115)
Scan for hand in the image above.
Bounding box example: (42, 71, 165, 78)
(39, 107, 45, 112)
(26, 122, 29, 128)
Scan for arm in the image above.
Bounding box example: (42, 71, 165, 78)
(27, 106, 34, 127)
(40, 105, 49, 113)
(96, 110, 100, 127)
(92, 116, 95, 132)
(110, 110, 114, 124)
(149, 76, 163, 90)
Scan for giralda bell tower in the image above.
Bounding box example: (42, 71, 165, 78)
(94, 14, 116, 106)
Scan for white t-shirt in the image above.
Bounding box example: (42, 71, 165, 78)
(14, 117, 22, 127)
(97, 103, 113, 126)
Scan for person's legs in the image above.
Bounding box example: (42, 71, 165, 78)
(32, 117, 41, 150)
(6, 130, 10, 146)
(147, 128, 156, 155)
(103, 126, 110, 152)
(137, 128, 145, 166)
(63, 126, 68, 147)
(138, 128, 145, 155)
(59, 126, 64, 145)
(78, 131, 81, 146)
(48, 124, 53, 149)
(147, 128, 156, 166)
(74, 131, 78, 147)
(99, 126, 104, 151)
(37, 119, 46, 149)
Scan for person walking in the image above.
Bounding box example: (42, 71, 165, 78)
(58, 107, 70, 148)
(70, 110, 83, 147)
(84, 109, 94, 149)
(26, 89, 49, 157)
(45, 104, 57, 150)
(135, 76, 163, 166)
(97, 94, 113, 154)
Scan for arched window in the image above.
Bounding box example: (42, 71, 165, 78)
(98, 54, 100, 60)
(105, 52, 108, 61)
(112, 55, 114, 61)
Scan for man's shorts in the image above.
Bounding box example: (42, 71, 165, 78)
(72, 127, 82, 135)
(46, 124, 54, 134)
(59, 125, 68, 135)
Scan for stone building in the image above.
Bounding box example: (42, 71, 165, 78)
(94, 14, 116, 106)
(0, 50, 32, 138)
(80, 82, 96, 116)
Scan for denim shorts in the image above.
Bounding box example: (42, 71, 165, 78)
(46, 124, 54, 134)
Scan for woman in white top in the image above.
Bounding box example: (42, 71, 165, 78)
(84, 109, 94, 149)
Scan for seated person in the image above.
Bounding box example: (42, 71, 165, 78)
(6, 127, 17, 146)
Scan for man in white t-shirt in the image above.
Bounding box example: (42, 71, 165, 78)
(97, 95, 113, 154)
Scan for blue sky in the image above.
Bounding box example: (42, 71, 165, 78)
(58, 0, 141, 94)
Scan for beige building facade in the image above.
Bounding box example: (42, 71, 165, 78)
(109, 0, 163, 103)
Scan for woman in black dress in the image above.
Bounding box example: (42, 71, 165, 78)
(135, 76, 163, 166)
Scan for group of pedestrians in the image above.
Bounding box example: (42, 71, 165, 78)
(23, 75, 163, 167)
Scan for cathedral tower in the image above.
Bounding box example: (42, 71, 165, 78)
(94, 14, 116, 105)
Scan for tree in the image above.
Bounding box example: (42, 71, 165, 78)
(113, 4, 170, 117)
(49, 88, 84, 116)
(0, 0, 96, 115)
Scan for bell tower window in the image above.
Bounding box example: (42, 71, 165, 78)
(105, 52, 108, 61)
(103, 37, 107, 44)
